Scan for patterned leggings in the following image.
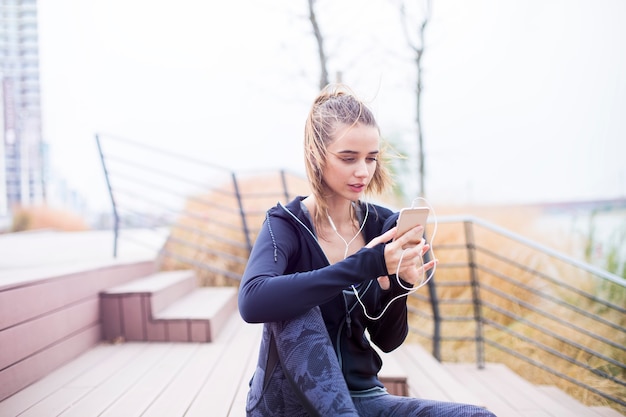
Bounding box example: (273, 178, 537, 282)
(246, 307, 497, 417)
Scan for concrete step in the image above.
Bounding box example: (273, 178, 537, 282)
(100, 270, 237, 343)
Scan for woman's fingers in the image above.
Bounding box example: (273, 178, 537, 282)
(397, 248, 437, 285)
(397, 225, 424, 247)
(378, 225, 437, 286)
(419, 259, 437, 274)
(377, 275, 390, 290)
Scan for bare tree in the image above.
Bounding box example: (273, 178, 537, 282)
(308, 0, 330, 90)
(400, 0, 431, 198)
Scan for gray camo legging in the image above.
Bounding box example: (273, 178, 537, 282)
(246, 306, 497, 417)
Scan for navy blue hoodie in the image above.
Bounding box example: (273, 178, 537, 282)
(238, 196, 414, 392)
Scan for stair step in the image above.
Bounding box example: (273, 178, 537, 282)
(589, 406, 625, 417)
(537, 385, 612, 416)
(156, 287, 236, 319)
(155, 287, 238, 342)
(102, 270, 196, 314)
(445, 362, 620, 417)
(388, 344, 484, 407)
(100, 270, 236, 343)
(377, 348, 409, 396)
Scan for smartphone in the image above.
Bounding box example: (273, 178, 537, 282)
(395, 207, 429, 238)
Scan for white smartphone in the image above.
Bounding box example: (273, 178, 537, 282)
(395, 207, 429, 238)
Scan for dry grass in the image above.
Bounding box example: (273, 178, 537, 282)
(160, 172, 311, 286)
(8, 205, 89, 232)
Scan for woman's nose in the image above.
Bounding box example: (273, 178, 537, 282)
(355, 160, 369, 177)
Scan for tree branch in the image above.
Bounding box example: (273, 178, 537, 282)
(308, 0, 329, 90)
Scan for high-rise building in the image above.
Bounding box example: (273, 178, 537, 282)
(1, 0, 45, 216)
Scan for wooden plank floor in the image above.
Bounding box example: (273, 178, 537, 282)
(1, 313, 623, 417)
(0, 314, 261, 417)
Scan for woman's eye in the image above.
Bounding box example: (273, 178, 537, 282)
(341, 157, 377, 163)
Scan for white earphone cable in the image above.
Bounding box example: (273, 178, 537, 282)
(352, 197, 438, 321)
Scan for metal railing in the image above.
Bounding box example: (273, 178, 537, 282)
(95, 132, 309, 285)
(411, 216, 626, 412)
(96, 133, 626, 413)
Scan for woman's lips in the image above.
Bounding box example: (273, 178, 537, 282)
(349, 184, 365, 193)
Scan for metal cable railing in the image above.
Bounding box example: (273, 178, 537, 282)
(408, 216, 626, 413)
(96, 133, 625, 413)
(95, 132, 308, 285)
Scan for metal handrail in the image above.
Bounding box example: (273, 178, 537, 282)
(95, 134, 119, 257)
(94, 132, 304, 285)
(448, 215, 625, 286)
(410, 215, 626, 412)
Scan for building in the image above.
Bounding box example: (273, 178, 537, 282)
(1, 0, 45, 217)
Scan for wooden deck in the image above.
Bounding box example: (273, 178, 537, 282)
(0, 231, 623, 417)
(0, 314, 259, 417)
(2, 312, 623, 417)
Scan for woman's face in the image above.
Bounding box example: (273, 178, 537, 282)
(322, 122, 379, 202)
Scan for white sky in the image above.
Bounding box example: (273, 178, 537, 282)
(37, 0, 626, 212)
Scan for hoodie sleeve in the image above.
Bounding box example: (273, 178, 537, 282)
(238, 215, 389, 323)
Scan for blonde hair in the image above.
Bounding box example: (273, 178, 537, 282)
(304, 84, 393, 228)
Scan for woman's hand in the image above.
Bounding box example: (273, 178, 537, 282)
(367, 226, 437, 289)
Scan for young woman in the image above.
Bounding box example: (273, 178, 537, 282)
(238, 85, 496, 417)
